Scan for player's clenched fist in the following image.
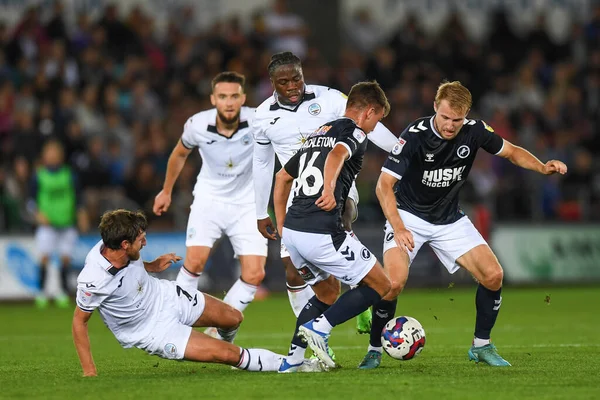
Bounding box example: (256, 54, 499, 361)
(394, 227, 415, 253)
(153, 190, 172, 216)
(542, 160, 567, 175)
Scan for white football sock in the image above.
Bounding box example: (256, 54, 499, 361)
(236, 348, 284, 372)
(312, 315, 333, 334)
(473, 337, 491, 347)
(223, 278, 258, 313)
(175, 266, 201, 289)
(287, 283, 315, 317)
(285, 344, 307, 365)
(368, 345, 383, 354)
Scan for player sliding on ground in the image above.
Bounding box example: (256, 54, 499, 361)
(72, 209, 284, 376)
(273, 81, 392, 372)
(358, 81, 568, 369)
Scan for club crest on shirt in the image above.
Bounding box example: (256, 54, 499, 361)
(242, 134, 251, 145)
(457, 145, 470, 159)
(308, 103, 321, 116)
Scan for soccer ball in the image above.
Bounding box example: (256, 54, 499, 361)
(381, 316, 426, 360)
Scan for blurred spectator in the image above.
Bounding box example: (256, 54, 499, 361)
(263, 0, 308, 58)
(0, 3, 597, 233)
(345, 9, 381, 55)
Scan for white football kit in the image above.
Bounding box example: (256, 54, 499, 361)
(252, 85, 398, 257)
(181, 107, 267, 256)
(76, 241, 206, 359)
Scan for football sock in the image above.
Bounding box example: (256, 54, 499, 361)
(39, 264, 47, 293)
(60, 265, 70, 294)
(474, 284, 502, 341)
(236, 348, 283, 371)
(320, 285, 382, 332)
(473, 337, 491, 347)
(223, 278, 257, 313)
(175, 265, 201, 289)
(289, 295, 330, 363)
(368, 345, 383, 354)
(217, 327, 238, 343)
(370, 298, 397, 348)
(286, 283, 315, 317)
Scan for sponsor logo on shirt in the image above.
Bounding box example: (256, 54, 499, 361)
(422, 166, 466, 188)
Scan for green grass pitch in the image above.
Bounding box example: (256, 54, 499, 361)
(0, 286, 599, 400)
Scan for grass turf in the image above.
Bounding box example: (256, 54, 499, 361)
(0, 286, 599, 400)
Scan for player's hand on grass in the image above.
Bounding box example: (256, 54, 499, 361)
(153, 190, 172, 216)
(394, 228, 415, 253)
(315, 189, 336, 211)
(82, 365, 97, 377)
(543, 160, 567, 175)
(153, 253, 182, 272)
(258, 217, 278, 240)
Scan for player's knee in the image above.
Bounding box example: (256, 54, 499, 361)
(229, 308, 244, 328)
(184, 253, 207, 273)
(283, 260, 305, 286)
(482, 267, 503, 291)
(242, 267, 265, 286)
(379, 278, 392, 298)
(388, 278, 406, 298)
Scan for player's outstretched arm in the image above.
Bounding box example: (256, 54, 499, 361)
(144, 253, 182, 273)
(376, 172, 414, 252)
(273, 168, 294, 237)
(497, 139, 568, 175)
(153, 140, 192, 216)
(368, 122, 398, 153)
(72, 307, 97, 377)
(315, 144, 349, 211)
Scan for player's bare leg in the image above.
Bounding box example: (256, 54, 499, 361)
(186, 296, 283, 371)
(342, 197, 372, 335)
(457, 244, 511, 366)
(176, 245, 211, 289)
(359, 248, 409, 369)
(281, 275, 339, 372)
(283, 256, 316, 317)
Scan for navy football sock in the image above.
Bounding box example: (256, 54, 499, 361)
(474, 284, 502, 340)
(292, 295, 330, 348)
(370, 298, 398, 347)
(322, 285, 381, 327)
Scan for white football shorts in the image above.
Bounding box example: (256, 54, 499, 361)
(282, 227, 377, 286)
(138, 281, 206, 360)
(186, 197, 268, 257)
(35, 226, 78, 257)
(280, 181, 359, 258)
(382, 209, 488, 274)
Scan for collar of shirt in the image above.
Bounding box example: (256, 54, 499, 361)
(272, 86, 316, 110)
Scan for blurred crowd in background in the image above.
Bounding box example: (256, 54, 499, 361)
(0, 0, 599, 234)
